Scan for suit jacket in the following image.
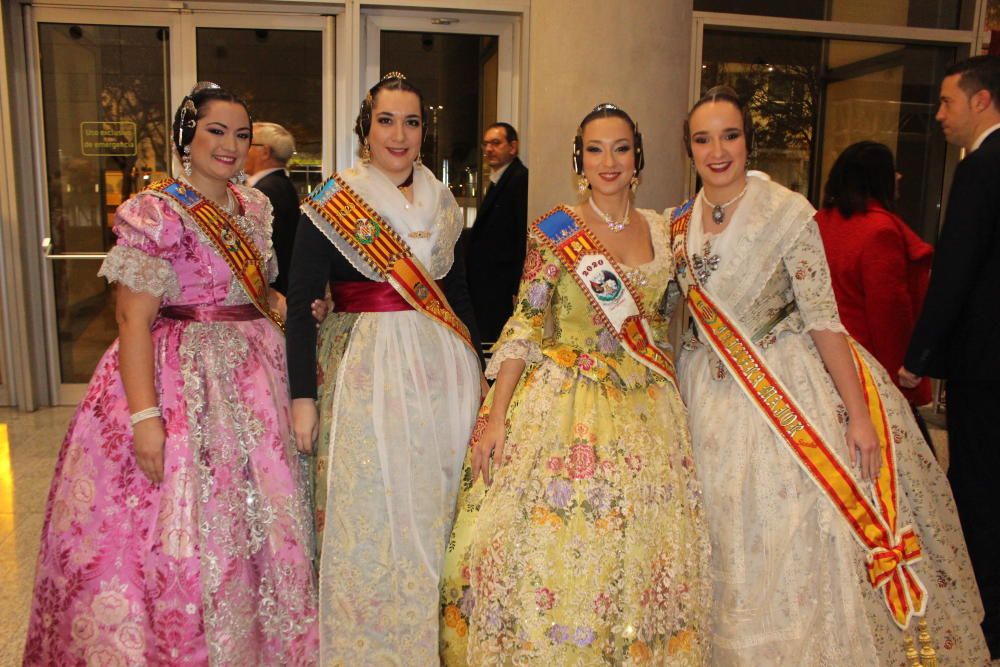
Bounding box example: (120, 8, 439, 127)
(904, 128, 1000, 381)
(254, 169, 300, 295)
(465, 157, 529, 342)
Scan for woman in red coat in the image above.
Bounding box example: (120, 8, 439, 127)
(816, 141, 934, 437)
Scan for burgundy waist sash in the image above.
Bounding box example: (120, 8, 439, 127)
(332, 281, 415, 313)
(160, 304, 264, 322)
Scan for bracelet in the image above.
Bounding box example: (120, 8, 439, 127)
(130, 406, 162, 426)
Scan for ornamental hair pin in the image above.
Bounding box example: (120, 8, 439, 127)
(592, 102, 620, 112)
(191, 81, 222, 94)
(382, 71, 406, 81)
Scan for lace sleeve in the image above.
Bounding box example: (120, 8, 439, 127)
(97, 194, 182, 299)
(782, 218, 846, 334)
(485, 339, 544, 378)
(260, 196, 279, 283)
(484, 230, 558, 379)
(98, 246, 180, 300)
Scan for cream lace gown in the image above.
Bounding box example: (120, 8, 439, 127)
(304, 164, 482, 665)
(669, 175, 989, 666)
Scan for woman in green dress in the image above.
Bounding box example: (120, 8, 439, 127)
(439, 104, 710, 665)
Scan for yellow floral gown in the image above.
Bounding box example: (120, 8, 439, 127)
(440, 207, 711, 665)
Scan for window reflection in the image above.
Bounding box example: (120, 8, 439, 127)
(197, 28, 324, 196)
(38, 23, 170, 382)
(702, 30, 957, 241)
(380, 31, 499, 219)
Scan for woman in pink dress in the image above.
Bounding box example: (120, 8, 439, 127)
(23, 83, 318, 666)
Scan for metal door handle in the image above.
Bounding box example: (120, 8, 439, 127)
(42, 237, 107, 260)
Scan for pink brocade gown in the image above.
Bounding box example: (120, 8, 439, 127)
(22, 186, 318, 666)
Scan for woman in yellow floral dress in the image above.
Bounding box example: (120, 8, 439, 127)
(440, 104, 710, 665)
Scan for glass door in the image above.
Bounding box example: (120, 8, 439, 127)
(183, 11, 332, 197)
(29, 8, 331, 404)
(364, 11, 519, 227)
(698, 29, 961, 241)
(31, 9, 178, 404)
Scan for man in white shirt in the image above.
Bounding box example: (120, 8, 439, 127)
(245, 122, 298, 294)
(901, 55, 1000, 659)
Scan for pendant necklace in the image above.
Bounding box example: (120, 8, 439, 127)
(701, 183, 748, 225)
(588, 197, 631, 233)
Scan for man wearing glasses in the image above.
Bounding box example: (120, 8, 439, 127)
(466, 122, 529, 344)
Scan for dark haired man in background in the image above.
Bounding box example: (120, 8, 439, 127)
(465, 122, 529, 345)
(901, 55, 1000, 658)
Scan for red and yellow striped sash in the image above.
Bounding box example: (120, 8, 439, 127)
(148, 179, 282, 331)
(534, 207, 676, 384)
(302, 175, 475, 353)
(672, 202, 926, 628)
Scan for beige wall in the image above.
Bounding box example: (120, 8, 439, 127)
(524, 0, 692, 219)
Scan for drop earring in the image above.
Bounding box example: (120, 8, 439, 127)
(231, 169, 246, 185)
(576, 174, 589, 195)
(629, 173, 640, 194)
(182, 145, 192, 177)
(360, 140, 372, 163)
(414, 153, 422, 167)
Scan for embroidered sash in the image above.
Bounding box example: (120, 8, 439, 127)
(670, 198, 926, 629)
(148, 179, 283, 331)
(302, 174, 475, 353)
(534, 207, 677, 384)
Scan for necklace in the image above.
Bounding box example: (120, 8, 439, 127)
(588, 197, 631, 233)
(397, 169, 414, 190)
(701, 183, 748, 224)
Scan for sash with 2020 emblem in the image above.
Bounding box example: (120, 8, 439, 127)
(148, 178, 283, 331)
(301, 174, 475, 353)
(534, 206, 677, 385)
(670, 198, 926, 629)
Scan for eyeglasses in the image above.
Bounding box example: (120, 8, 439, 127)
(481, 139, 507, 148)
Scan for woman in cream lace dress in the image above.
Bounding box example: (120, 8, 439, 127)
(669, 85, 988, 665)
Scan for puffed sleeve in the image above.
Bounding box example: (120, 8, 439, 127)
(782, 217, 847, 334)
(484, 228, 557, 378)
(97, 193, 183, 300)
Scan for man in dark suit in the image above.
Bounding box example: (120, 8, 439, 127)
(246, 122, 299, 295)
(900, 55, 1000, 658)
(465, 122, 529, 344)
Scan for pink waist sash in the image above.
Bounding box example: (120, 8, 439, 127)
(332, 281, 414, 313)
(160, 304, 263, 322)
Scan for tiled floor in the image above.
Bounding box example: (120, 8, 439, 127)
(0, 407, 992, 666)
(0, 406, 75, 667)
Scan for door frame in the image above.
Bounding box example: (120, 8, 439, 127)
(26, 4, 335, 404)
(687, 11, 978, 200)
(27, 6, 183, 405)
